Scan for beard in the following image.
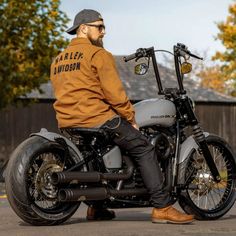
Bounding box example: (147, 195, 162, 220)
(88, 34, 104, 48)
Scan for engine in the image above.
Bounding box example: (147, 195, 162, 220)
(149, 131, 175, 161)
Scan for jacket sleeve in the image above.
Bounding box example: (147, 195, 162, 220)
(91, 49, 136, 124)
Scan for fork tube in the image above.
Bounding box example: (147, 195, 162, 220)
(182, 98, 221, 182)
(150, 48, 164, 95)
(192, 125, 221, 183)
(172, 121, 180, 188)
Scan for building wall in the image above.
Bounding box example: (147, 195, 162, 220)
(195, 102, 236, 152)
(0, 101, 235, 163)
(0, 102, 58, 162)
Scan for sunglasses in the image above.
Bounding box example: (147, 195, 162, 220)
(85, 24, 105, 32)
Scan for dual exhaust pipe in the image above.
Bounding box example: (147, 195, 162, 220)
(58, 187, 148, 202)
(51, 155, 148, 202)
(51, 155, 134, 185)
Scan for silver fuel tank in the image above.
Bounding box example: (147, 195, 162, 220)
(134, 98, 176, 127)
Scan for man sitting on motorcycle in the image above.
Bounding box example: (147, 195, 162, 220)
(50, 9, 194, 224)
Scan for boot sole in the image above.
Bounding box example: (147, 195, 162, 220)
(152, 218, 194, 224)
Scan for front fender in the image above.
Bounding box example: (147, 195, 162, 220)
(30, 128, 84, 165)
(178, 132, 210, 164)
(177, 132, 209, 185)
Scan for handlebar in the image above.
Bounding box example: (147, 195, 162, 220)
(123, 52, 137, 62)
(175, 43, 203, 60)
(123, 43, 203, 96)
(188, 52, 203, 60)
(124, 47, 154, 62)
(124, 44, 203, 62)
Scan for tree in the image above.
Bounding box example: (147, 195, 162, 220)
(198, 65, 227, 93)
(211, 2, 236, 96)
(0, 0, 69, 109)
(196, 2, 236, 96)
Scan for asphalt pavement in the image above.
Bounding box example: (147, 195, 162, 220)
(1, 183, 236, 236)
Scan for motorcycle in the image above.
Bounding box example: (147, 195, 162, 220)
(5, 43, 236, 226)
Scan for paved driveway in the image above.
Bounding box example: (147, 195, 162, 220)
(1, 183, 236, 236)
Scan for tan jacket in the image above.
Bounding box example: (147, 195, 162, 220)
(50, 38, 135, 128)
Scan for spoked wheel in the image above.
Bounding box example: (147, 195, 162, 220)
(179, 135, 236, 220)
(6, 136, 84, 225)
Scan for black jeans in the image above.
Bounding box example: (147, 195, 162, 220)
(101, 117, 171, 208)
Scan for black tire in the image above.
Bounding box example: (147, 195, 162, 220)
(5, 136, 82, 226)
(179, 134, 236, 220)
(0, 159, 8, 182)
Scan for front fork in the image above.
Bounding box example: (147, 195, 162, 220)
(182, 97, 221, 183)
(192, 125, 221, 182)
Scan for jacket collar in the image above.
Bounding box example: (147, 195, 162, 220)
(69, 37, 92, 46)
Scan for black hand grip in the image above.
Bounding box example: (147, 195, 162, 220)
(188, 52, 203, 60)
(175, 43, 203, 60)
(123, 53, 137, 62)
(124, 47, 153, 62)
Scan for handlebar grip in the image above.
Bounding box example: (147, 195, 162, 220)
(188, 52, 203, 60)
(123, 53, 137, 62)
(175, 44, 203, 60)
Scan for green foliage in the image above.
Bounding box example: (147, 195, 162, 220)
(0, 0, 69, 109)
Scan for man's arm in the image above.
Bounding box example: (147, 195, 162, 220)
(91, 50, 137, 125)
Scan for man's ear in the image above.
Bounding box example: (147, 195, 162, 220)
(80, 24, 88, 34)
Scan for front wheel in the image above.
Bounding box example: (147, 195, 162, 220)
(179, 134, 236, 220)
(5, 136, 83, 226)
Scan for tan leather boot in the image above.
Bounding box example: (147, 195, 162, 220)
(152, 205, 194, 224)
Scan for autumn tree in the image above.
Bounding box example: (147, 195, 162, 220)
(0, 0, 69, 109)
(198, 66, 227, 93)
(199, 2, 236, 96)
(213, 2, 236, 96)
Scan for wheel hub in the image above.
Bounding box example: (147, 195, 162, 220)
(193, 170, 214, 196)
(35, 159, 63, 199)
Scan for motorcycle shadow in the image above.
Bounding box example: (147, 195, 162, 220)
(66, 211, 151, 225)
(63, 213, 236, 226)
(18, 213, 236, 227)
(18, 210, 151, 227)
(63, 209, 151, 225)
(18, 205, 236, 226)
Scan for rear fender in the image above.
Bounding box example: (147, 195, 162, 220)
(30, 128, 84, 165)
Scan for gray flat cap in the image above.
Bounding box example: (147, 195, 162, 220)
(66, 9, 103, 35)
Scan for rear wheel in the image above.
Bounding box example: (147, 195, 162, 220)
(0, 159, 7, 182)
(179, 135, 236, 220)
(5, 136, 84, 225)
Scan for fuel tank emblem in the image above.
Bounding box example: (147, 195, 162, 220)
(151, 115, 176, 119)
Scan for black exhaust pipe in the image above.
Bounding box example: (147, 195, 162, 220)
(59, 188, 108, 201)
(58, 187, 148, 202)
(51, 155, 134, 185)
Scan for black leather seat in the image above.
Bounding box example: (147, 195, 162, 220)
(63, 127, 107, 136)
(61, 127, 110, 144)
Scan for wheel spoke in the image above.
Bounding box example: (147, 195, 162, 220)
(27, 151, 64, 210)
(208, 189, 217, 209)
(187, 143, 233, 212)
